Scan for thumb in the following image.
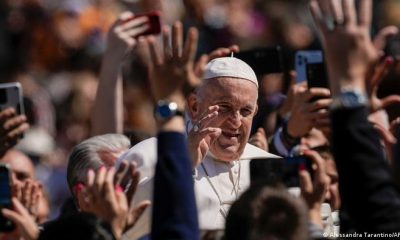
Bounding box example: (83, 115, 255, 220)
(2, 208, 23, 226)
(373, 123, 397, 145)
(373, 25, 399, 51)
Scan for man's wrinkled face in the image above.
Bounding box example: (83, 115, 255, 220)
(192, 77, 258, 161)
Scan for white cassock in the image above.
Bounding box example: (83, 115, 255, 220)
(118, 137, 280, 240)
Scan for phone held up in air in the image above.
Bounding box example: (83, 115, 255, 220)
(0, 164, 14, 232)
(295, 50, 329, 89)
(0, 82, 25, 115)
(250, 156, 313, 188)
(123, 11, 161, 36)
(236, 46, 285, 75)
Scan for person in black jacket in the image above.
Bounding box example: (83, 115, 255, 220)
(310, 0, 400, 233)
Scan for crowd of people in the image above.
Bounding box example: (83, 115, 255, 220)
(1, 0, 400, 239)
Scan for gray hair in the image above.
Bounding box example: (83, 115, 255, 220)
(67, 134, 130, 194)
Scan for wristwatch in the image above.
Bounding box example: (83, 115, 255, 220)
(154, 100, 184, 121)
(330, 90, 368, 110)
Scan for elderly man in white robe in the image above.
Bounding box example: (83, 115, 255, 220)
(118, 22, 279, 239)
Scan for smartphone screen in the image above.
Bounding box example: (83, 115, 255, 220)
(306, 62, 328, 89)
(0, 165, 14, 232)
(250, 156, 312, 187)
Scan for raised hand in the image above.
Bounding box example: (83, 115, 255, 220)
(367, 26, 400, 112)
(0, 108, 29, 158)
(188, 105, 221, 168)
(14, 180, 42, 222)
(138, 21, 199, 105)
(310, 0, 378, 95)
(81, 167, 150, 239)
(92, 11, 151, 135)
(107, 12, 150, 59)
(299, 150, 330, 228)
(287, 87, 331, 138)
(113, 161, 141, 205)
(2, 198, 39, 240)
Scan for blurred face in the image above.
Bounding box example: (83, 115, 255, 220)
(191, 77, 258, 161)
(0, 150, 35, 184)
(324, 158, 340, 211)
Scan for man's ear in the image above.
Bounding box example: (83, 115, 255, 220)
(186, 92, 200, 120)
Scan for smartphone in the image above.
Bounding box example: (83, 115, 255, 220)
(385, 35, 400, 60)
(123, 11, 161, 36)
(0, 165, 14, 232)
(295, 50, 328, 89)
(236, 46, 284, 75)
(0, 82, 25, 115)
(250, 156, 312, 187)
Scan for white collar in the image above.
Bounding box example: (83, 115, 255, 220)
(240, 143, 281, 160)
(206, 143, 281, 161)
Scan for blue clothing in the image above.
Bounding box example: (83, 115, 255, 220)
(151, 132, 200, 240)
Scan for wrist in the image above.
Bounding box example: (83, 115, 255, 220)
(330, 88, 368, 111)
(157, 116, 185, 133)
(111, 221, 123, 240)
(285, 119, 303, 139)
(104, 42, 127, 61)
(286, 121, 301, 139)
(280, 121, 301, 149)
(328, 75, 366, 97)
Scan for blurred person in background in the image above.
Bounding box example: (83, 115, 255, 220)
(0, 108, 50, 239)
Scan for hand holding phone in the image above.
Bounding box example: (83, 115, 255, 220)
(0, 164, 15, 232)
(250, 156, 313, 187)
(236, 47, 284, 75)
(122, 11, 161, 36)
(0, 83, 24, 115)
(295, 50, 329, 89)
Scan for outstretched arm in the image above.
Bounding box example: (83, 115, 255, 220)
(139, 21, 201, 239)
(310, 0, 400, 232)
(91, 12, 150, 135)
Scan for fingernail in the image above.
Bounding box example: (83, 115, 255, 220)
(99, 166, 106, 171)
(385, 56, 394, 66)
(73, 183, 85, 194)
(115, 185, 123, 193)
